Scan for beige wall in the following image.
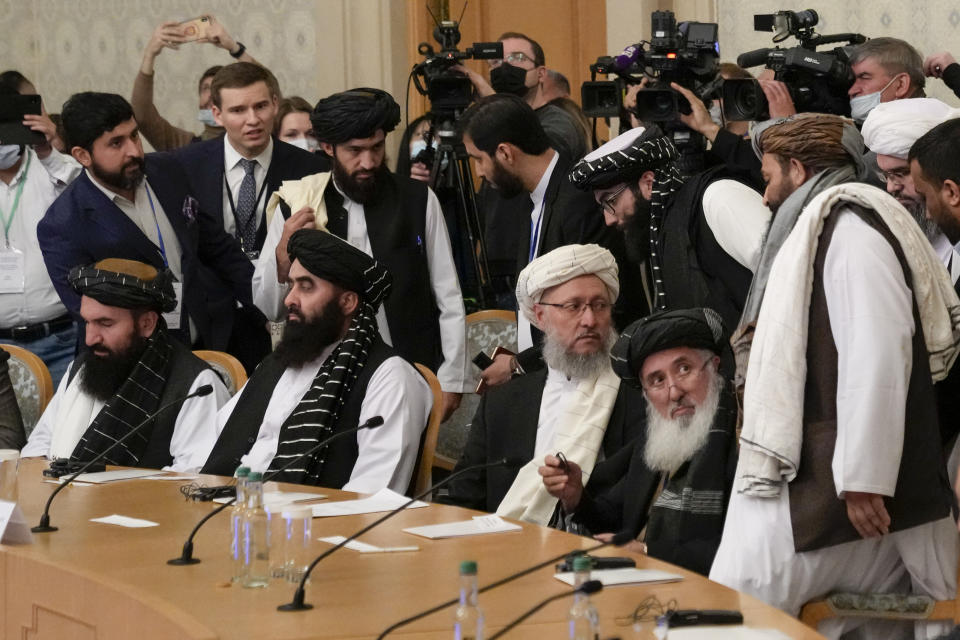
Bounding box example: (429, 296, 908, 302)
(1, 0, 409, 152)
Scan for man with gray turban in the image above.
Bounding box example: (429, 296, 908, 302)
(22, 258, 229, 471)
(713, 113, 960, 639)
(443, 244, 643, 526)
(540, 307, 737, 576)
(206, 229, 431, 492)
(253, 87, 468, 422)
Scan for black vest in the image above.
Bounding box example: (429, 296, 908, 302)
(66, 340, 211, 469)
(201, 336, 394, 487)
(658, 165, 757, 333)
(789, 204, 952, 552)
(280, 174, 442, 372)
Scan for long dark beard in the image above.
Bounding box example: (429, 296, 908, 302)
(274, 297, 345, 367)
(91, 156, 145, 192)
(622, 192, 652, 265)
(332, 157, 389, 205)
(490, 157, 525, 198)
(77, 334, 149, 402)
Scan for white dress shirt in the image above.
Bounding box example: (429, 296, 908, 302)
(533, 365, 579, 457)
(22, 361, 229, 472)
(222, 137, 273, 242)
(518, 150, 559, 352)
(217, 343, 432, 493)
(702, 179, 773, 273)
(0, 148, 80, 327)
(252, 182, 470, 393)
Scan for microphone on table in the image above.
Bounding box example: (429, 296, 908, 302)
(376, 530, 633, 639)
(168, 415, 385, 565)
(31, 384, 215, 534)
(488, 579, 604, 639)
(278, 456, 527, 612)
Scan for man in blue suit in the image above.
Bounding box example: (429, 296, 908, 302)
(38, 92, 254, 354)
(168, 62, 328, 370)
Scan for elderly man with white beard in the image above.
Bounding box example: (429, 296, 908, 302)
(539, 308, 737, 576)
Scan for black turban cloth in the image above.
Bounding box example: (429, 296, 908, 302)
(287, 228, 392, 310)
(568, 124, 682, 191)
(611, 307, 727, 388)
(69, 259, 177, 313)
(311, 88, 401, 144)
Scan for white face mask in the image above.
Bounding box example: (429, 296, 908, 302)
(288, 137, 319, 153)
(849, 75, 898, 122)
(410, 139, 448, 170)
(0, 145, 22, 170)
(197, 109, 218, 127)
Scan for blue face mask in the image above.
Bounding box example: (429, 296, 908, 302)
(849, 75, 898, 122)
(0, 145, 22, 170)
(410, 139, 448, 170)
(197, 109, 218, 127)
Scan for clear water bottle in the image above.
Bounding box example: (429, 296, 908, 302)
(567, 555, 599, 640)
(241, 472, 270, 588)
(230, 466, 250, 582)
(453, 560, 484, 640)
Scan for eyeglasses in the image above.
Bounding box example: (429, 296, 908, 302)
(600, 184, 629, 215)
(537, 300, 613, 316)
(876, 166, 911, 187)
(642, 358, 712, 393)
(487, 52, 536, 69)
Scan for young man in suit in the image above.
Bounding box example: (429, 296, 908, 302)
(38, 92, 254, 354)
(169, 63, 329, 371)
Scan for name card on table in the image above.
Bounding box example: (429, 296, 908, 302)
(0, 500, 33, 544)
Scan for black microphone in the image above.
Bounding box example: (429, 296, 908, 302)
(376, 530, 632, 638)
(278, 456, 526, 612)
(737, 47, 774, 69)
(32, 384, 215, 534)
(167, 414, 385, 565)
(488, 579, 603, 639)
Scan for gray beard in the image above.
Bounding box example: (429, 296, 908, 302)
(541, 327, 618, 381)
(903, 198, 942, 242)
(643, 370, 723, 473)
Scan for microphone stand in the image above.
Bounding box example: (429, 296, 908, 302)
(487, 580, 603, 639)
(167, 416, 384, 565)
(32, 384, 214, 533)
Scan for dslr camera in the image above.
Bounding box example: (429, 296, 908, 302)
(722, 9, 866, 120)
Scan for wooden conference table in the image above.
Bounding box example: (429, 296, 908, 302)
(3, 460, 824, 639)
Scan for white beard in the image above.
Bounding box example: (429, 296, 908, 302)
(541, 327, 619, 380)
(643, 371, 723, 474)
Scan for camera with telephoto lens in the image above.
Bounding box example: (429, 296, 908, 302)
(412, 19, 502, 121)
(722, 9, 866, 120)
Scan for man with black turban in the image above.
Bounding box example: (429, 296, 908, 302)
(22, 258, 229, 471)
(205, 229, 432, 491)
(253, 87, 468, 422)
(539, 307, 738, 576)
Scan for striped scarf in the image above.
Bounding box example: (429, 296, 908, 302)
(642, 138, 685, 311)
(70, 324, 172, 465)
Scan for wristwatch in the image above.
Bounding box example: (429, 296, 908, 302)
(230, 42, 246, 59)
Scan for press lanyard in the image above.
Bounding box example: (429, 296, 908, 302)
(0, 151, 30, 248)
(223, 167, 269, 244)
(143, 183, 169, 267)
(528, 200, 545, 263)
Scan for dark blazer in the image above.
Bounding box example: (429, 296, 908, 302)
(169, 135, 329, 252)
(442, 369, 645, 513)
(38, 154, 253, 349)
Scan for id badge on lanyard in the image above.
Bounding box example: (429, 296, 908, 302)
(0, 152, 29, 294)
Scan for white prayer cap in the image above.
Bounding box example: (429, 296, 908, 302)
(862, 98, 960, 159)
(515, 244, 619, 327)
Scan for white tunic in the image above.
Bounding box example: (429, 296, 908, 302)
(252, 183, 469, 394)
(22, 361, 229, 473)
(217, 343, 432, 494)
(709, 210, 957, 639)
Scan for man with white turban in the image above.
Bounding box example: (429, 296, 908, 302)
(862, 97, 960, 283)
(442, 244, 644, 525)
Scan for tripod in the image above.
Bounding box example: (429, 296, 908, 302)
(426, 117, 492, 307)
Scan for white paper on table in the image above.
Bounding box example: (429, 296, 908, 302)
(89, 514, 159, 528)
(402, 514, 522, 539)
(60, 469, 166, 484)
(668, 627, 791, 640)
(318, 535, 419, 553)
(311, 488, 428, 518)
(214, 491, 326, 506)
(554, 567, 683, 587)
(142, 474, 200, 481)
(0, 500, 33, 544)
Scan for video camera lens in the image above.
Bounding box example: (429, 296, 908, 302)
(721, 79, 769, 122)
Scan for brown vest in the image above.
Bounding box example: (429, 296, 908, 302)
(788, 204, 953, 553)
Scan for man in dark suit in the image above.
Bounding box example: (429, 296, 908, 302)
(38, 92, 254, 353)
(169, 63, 328, 371)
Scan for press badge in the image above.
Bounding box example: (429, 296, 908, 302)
(0, 247, 25, 293)
(163, 281, 183, 329)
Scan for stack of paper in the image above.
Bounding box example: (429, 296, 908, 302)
(214, 491, 325, 507)
(554, 567, 683, 587)
(60, 469, 166, 484)
(311, 488, 428, 517)
(403, 514, 522, 539)
(318, 535, 419, 553)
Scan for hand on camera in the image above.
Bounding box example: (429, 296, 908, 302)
(670, 82, 720, 142)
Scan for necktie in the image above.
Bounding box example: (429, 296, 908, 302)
(236, 158, 258, 251)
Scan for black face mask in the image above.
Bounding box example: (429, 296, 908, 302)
(491, 63, 530, 97)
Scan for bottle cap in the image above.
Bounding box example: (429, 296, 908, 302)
(234, 466, 251, 477)
(572, 555, 592, 571)
(247, 471, 263, 482)
(459, 560, 478, 575)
